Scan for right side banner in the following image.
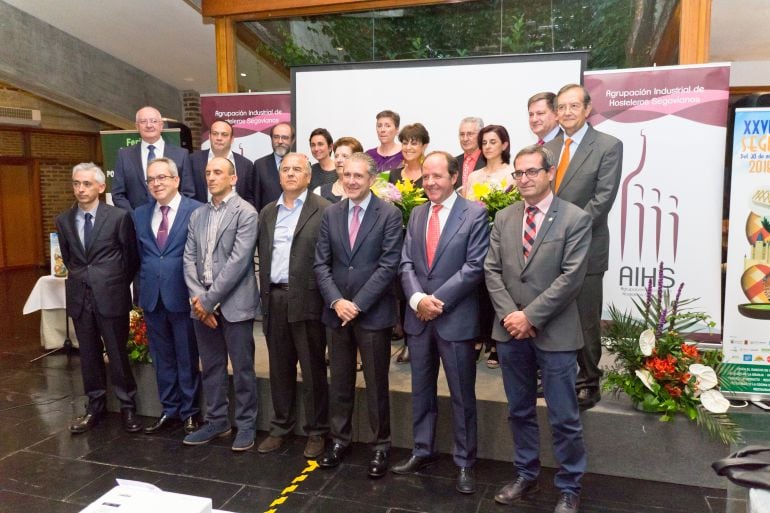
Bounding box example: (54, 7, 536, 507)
(722, 107, 770, 398)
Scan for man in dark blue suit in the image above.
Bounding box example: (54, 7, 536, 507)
(190, 119, 255, 209)
(112, 106, 195, 212)
(314, 152, 403, 478)
(134, 157, 202, 436)
(254, 122, 294, 212)
(393, 151, 490, 494)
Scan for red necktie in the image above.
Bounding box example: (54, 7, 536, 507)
(349, 205, 361, 249)
(426, 204, 442, 267)
(523, 205, 538, 258)
(462, 155, 473, 188)
(555, 138, 572, 192)
(537, 139, 545, 145)
(156, 205, 170, 250)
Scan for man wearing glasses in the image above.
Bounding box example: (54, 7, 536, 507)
(134, 157, 203, 437)
(112, 106, 194, 212)
(485, 145, 591, 513)
(254, 122, 295, 212)
(544, 84, 623, 410)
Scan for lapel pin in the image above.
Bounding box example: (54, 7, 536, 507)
(548, 217, 553, 222)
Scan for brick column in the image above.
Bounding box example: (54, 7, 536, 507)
(182, 90, 202, 151)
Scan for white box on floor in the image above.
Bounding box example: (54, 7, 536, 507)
(750, 488, 770, 513)
(80, 483, 212, 513)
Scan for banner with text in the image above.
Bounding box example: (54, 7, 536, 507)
(585, 63, 730, 330)
(200, 92, 291, 162)
(721, 107, 770, 398)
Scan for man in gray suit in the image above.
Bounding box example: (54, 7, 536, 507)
(182, 156, 260, 452)
(485, 145, 591, 513)
(544, 83, 623, 409)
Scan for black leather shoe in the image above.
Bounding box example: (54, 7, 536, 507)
(495, 476, 540, 504)
(577, 388, 601, 410)
(391, 454, 439, 475)
(69, 412, 101, 434)
(144, 414, 177, 434)
(122, 409, 142, 433)
(368, 450, 388, 478)
(319, 442, 349, 468)
(554, 492, 580, 513)
(456, 466, 476, 494)
(184, 416, 199, 435)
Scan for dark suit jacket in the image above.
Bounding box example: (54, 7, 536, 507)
(544, 125, 622, 274)
(484, 197, 592, 351)
(112, 142, 194, 212)
(190, 150, 255, 209)
(257, 192, 330, 330)
(55, 202, 139, 319)
(314, 194, 403, 331)
(254, 153, 282, 212)
(400, 195, 490, 341)
(454, 152, 486, 191)
(133, 195, 202, 313)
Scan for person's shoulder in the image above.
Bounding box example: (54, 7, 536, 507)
(587, 125, 622, 147)
(554, 197, 590, 221)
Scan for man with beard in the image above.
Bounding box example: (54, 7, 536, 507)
(254, 122, 294, 212)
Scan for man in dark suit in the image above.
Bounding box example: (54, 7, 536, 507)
(256, 153, 330, 459)
(254, 122, 294, 212)
(134, 157, 202, 436)
(528, 92, 561, 144)
(182, 157, 260, 451)
(314, 152, 403, 478)
(454, 116, 486, 194)
(55, 162, 141, 434)
(392, 151, 489, 494)
(485, 145, 591, 513)
(190, 119, 255, 209)
(112, 106, 195, 212)
(545, 84, 623, 409)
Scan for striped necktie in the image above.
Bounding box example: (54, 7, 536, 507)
(523, 205, 538, 258)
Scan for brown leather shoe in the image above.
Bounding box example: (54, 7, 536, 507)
(257, 434, 285, 454)
(495, 476, 540, 504)
(304, 435, 325, 458)
(69, 412, 101, 434)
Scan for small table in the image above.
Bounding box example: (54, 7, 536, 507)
(23, 275, 79, 349)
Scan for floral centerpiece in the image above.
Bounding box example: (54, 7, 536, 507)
(603, 262, 738, 444)
(371, 173, 428, 227)
(127, 307, 151, 364)
(467, 180, 521, 225)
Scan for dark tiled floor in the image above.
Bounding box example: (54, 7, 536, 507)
(0, 269, 747, 513)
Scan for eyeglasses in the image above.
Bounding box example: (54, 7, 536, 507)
(137, 118, 161, 126)
(556, 102, 584, 113)
(272, 134, 292, 142)
(145, 175, 173, 185)
(512, 168, 545, 180)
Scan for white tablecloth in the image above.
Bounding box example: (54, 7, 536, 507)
(23, 275, 79, 349)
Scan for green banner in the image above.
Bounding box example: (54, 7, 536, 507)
(99, 129, 180, 192)
(720, 363, 770, 395)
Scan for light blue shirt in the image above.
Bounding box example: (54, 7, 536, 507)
(273, 153, 283, 172)
(270, 189, 308, 284)
(76, 205, 98, 247)
(559, 122, 589, 158)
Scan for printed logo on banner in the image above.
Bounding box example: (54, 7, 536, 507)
(744, 354, 753, 361)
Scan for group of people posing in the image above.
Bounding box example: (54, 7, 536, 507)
(56, 82, 622, 513)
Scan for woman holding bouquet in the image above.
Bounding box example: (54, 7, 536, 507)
(464, 124, 514, 369)
(313, 136, 363, 204)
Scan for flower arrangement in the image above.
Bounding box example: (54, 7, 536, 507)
(603, 262, 738, 444)
(468, 180, 521, 224)
(127, 307, 151, 364)
(371, 173, 428, 227)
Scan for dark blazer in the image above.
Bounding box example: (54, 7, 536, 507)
(254, 153, 283, 212)
(133, 195, 203, 313)
(454, 152, 486, 191)
(257, 192, 330, 329)
(112, 143, 194, 212)
(190, 150, 255, 209)
(544, 125, 622, 274)
(484, 197, 592, 351)
(314, 194, 403, 331)
(55, 202, 139, 318)
(400, 195, 490, 341)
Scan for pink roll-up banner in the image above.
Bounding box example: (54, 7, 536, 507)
(585, 63, 730, 331)
(200, 92, 291, 161)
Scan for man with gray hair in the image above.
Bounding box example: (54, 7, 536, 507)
(315, 152, 403, 477)
(455, 116, 486, 193)
(256, 152, 331, 458)
(55, 162, 140, 434)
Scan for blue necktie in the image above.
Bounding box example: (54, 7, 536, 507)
(84, 212, 93, 250)
(147, 144, 156, 167)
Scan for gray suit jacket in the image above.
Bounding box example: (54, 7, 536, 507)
(484, 196, 591, 351)
(545, 125, 622, 274)
(183, 193, 259, 322)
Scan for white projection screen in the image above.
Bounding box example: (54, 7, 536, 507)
(293, 52, 587, 158)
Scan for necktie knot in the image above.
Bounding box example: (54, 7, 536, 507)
(85, 212, 93, 221)
(526, 205, 538, 216)
(565, 138, 573, 147)
(160, 205, 170, 216)
(148, 144, 155, 152)
(432, 204, 442, 215)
